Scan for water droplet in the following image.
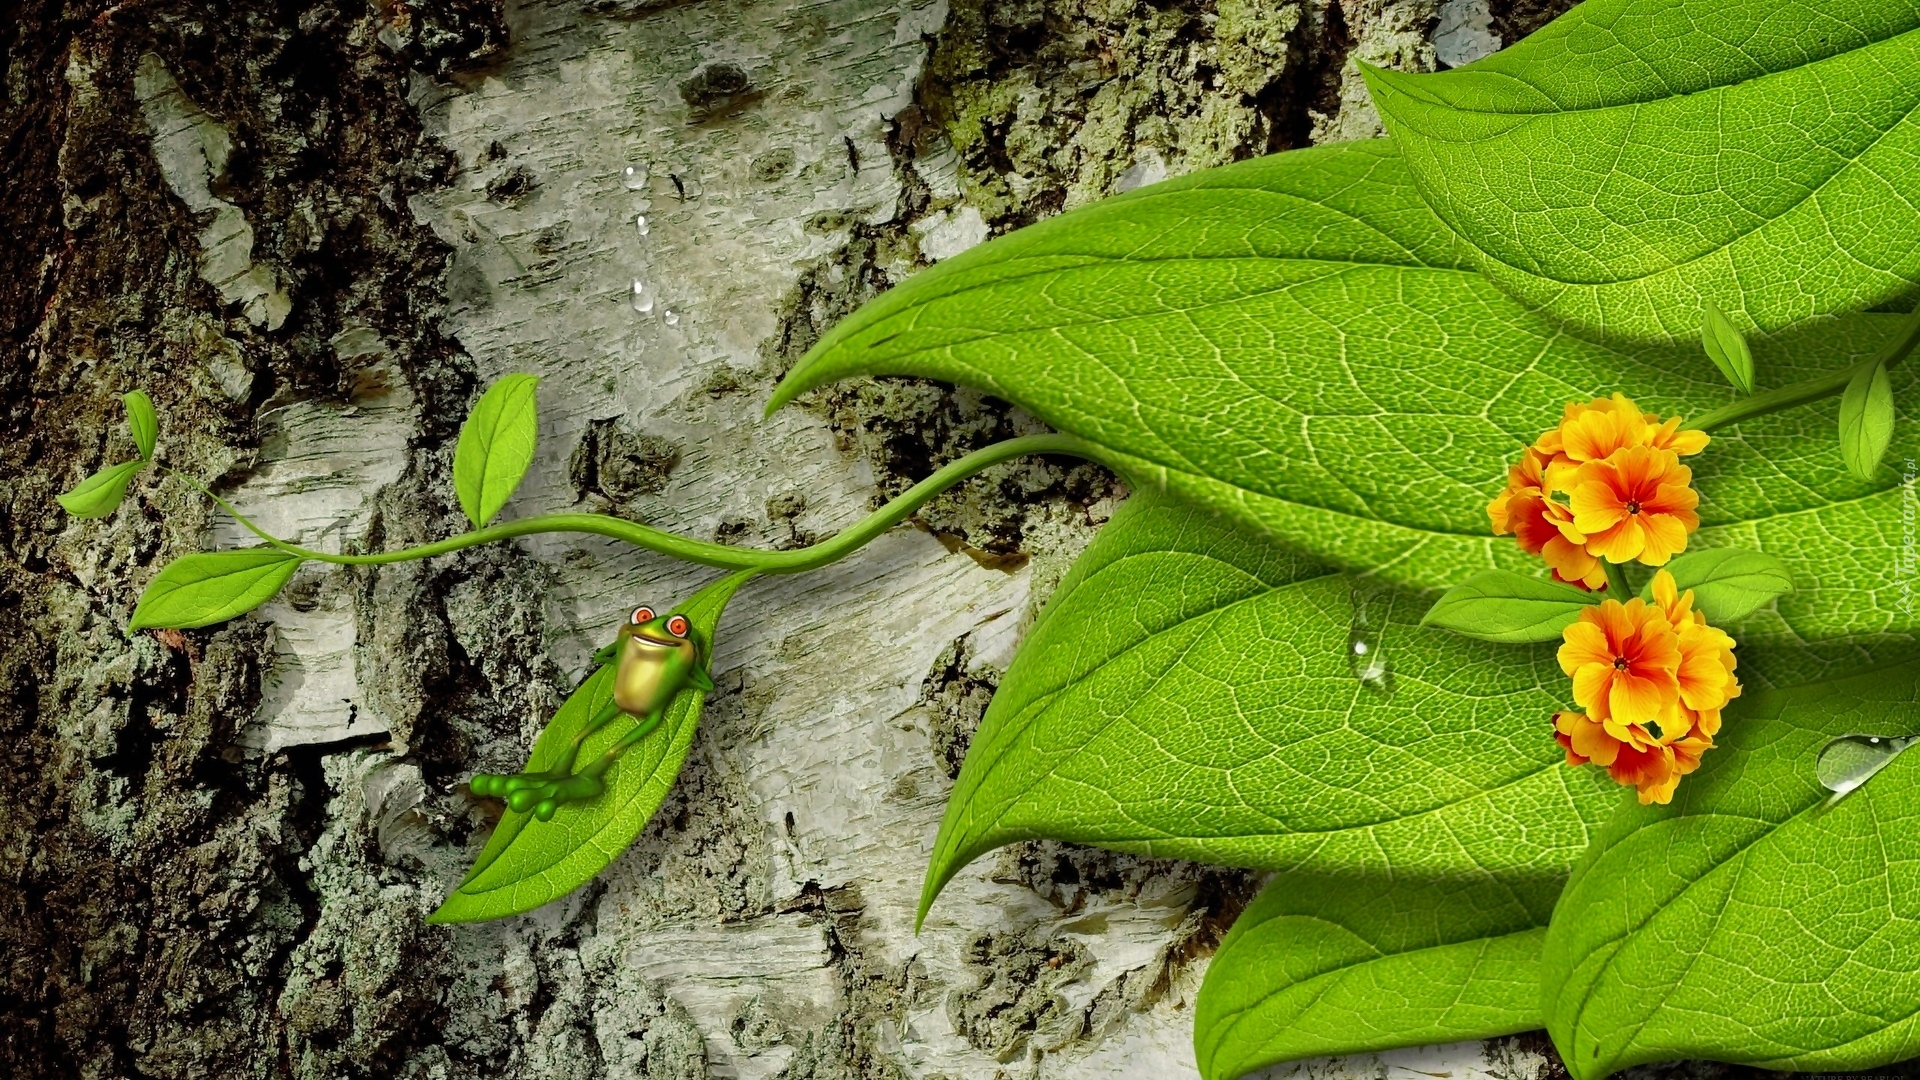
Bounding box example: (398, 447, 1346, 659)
(621, 163, 650, 190)
(634, 213, 650, 238)
(663, 309, 680, 327)
(1816, 732, 1918, 802)
(1348, 584, 1393, 696)
(629, 278, 656, 315)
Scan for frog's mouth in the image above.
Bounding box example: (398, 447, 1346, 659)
(631, 629, 680, 649)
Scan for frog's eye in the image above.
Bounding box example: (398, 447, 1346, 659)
(630, 606, 655, 625)
(666, 614, 690, 638)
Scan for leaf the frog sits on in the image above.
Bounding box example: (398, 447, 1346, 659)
(470, 605, 715, 820)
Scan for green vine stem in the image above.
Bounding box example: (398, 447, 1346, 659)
(164, 433, 1107, 575)
(1603, 560, 1634, 599)
(1693, 302, 1920, 434)
(154, 300, 1920, 589)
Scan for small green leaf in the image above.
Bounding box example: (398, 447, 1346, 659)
(56, 459, 146, 519)
(1643, 547, 1794, 624)
(1839, 359, 1894, 480)
(452, 373, 540, 530)
(1195, 872, 1556, 1079)
(1699, 302, 1754, 394)
(1542, 654, 1920, 1079)
(127, 549, 302, 631)
(430, 569, 755, 923)
(123, 390, 158, 460)
(1420, 569, 1599, 643)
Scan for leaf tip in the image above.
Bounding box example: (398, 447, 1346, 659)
(1699, 301, 1755, 394)
(765, 370, 809, 416)
(123, 389, 159, 460)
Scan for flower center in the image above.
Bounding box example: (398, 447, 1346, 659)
(1625, 499, 1642, 515)
(1613, 656, 1630, 671)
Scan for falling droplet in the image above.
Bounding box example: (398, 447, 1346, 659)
(1816, 733, 1918, 803)
(663, 309, 680, 327)
(629, 278, 656, 315)
(634, 213, 651, 238)
(1347, 583, 1393, 696)
(621, 162, 650, 190)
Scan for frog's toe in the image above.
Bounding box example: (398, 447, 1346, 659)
(505, 786, 546, 813)
(469, 769, 606, 815)
(551, 775, 606, 804)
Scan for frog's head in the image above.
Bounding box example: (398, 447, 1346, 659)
(618, 605, 703, 660)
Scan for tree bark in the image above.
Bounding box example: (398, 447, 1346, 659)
(0, 2, 1599, 1078)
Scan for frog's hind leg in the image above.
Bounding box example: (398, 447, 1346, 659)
(472, 707, 673, 821)
(518, 711, 675, 818)
(576, 709, 668, 783)
(469, 698, 624, 809)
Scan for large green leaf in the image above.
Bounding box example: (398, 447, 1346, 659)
(1541, 655, 1920, 1079)
(919, 491, 1617, 920)
(1364, 0, 1920, 342)
(769, 139, 1916, 649)
(430, 570, 754, 923)
(1194, 871, 1557, 1080)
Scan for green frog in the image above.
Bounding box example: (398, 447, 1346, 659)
(470, 604, 715, 820)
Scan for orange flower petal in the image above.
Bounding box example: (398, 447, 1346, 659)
(1559, 619, 1613, 674)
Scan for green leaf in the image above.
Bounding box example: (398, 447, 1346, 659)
(452, 373, 540, 530)
(769, 139, 1917, 650)
(56, 459, 146, 519)
(1700, 303, 1755, 394)
(127, 549, 302, 631)
(123, 390, 158, 460)
(1839, 359, 1895, 480)
(1195, 872, 1557, 1079)
(1642, 547, 1794, 624)
(918, 491, 1616, 922)
(1421, 569, 1599, 643)
(430, 569, 755, 923)
(1362, 1, 1920, 342)
(1541, 654, 1920, 1079)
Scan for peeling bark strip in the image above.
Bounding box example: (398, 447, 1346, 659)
(0, 2, 1628, 1079)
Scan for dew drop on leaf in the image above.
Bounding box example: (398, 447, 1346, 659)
(663, 309, 680, 327)
(1815, 733, 1918, 801)
(635, 213, 650, 238)
(1348, 584, 1393, 696)
(621, 162, 649, 190)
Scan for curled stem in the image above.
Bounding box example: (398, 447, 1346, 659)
(1694, 303, 1920, 434)
(166, 433, 1106, 575)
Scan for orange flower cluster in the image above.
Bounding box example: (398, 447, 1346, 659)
(1552, 570, 1741, 804)
(1489, 394, 1708, 589)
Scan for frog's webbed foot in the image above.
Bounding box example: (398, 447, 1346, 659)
(468, 771, 607, 821)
